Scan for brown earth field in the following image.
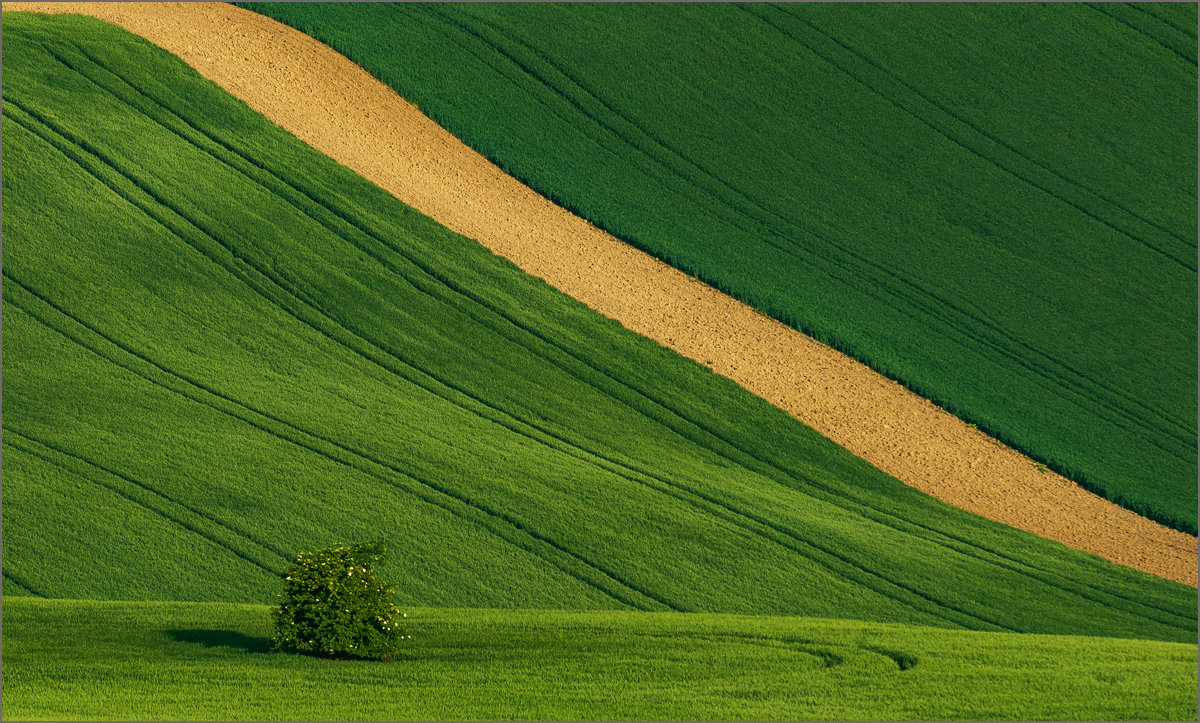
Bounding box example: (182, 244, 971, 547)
(10, 1, 1197, 587)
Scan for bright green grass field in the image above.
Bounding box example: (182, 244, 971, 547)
(3, 13, 1197, 643)
(4, 597, 1197, 721)
(239, 2, 1199, 533)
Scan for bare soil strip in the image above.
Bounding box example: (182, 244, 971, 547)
(12, 2, 1196, 586)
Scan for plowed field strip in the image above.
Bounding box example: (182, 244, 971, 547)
(11, 2, 1196, 587)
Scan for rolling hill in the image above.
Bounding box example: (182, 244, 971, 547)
(239, 1, 1199, 533)
(3, 12, 1196, 645)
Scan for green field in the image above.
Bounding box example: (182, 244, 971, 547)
(1, 12, 1196, 720)
(239, 1, 1199, 533)
(3, 12, 1195, 638)
(5, 597, 1197, 721)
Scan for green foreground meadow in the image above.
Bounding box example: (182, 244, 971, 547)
(242, 1, 1199, 532)
(1, 11, 1196, 720)
(5, 597, 1197, 721)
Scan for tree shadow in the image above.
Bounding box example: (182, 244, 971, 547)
(168, 628, 273, 654)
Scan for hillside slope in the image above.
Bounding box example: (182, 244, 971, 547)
(14, 2, 1194, 586)
(241, 1, 1199, 533)
(2, 13, 1195, 642)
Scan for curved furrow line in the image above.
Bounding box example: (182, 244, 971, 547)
(2, 298, 296, 573)
(420, 4, 798, 241)
(3, 430, 282, 577)
(631, 629, 922, 671)
(631, 630, 847, 668)
(776, 2, 1196, 245)
(432, 4, 1197, 451)
(392, 3, 726, 240)
(3, 273, 667, 613)
(1130, 3, 1197, 40)
(1087, 2, 1198, 66)
(0, 302, 295, 568)
(754, 3, 1196, 268)
(1, 570, 44, 598)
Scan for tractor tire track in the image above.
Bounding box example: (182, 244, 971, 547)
(757, 3, 1195, 267)
(3, 430, 282, 576)
(1086, 2, 1198, 66)
(1, 570, 45, 598)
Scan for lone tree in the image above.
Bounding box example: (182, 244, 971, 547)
(272, 540, 409, 660)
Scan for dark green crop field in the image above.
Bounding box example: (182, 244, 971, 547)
(5, 597, 1197, 721)
(3, 14, 1195, 645)
(240, 2, 1199, 532)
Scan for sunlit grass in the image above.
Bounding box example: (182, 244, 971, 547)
(5, 597, 1196, 721)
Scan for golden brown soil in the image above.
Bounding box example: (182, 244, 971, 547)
(10, 1, 1197, 586)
